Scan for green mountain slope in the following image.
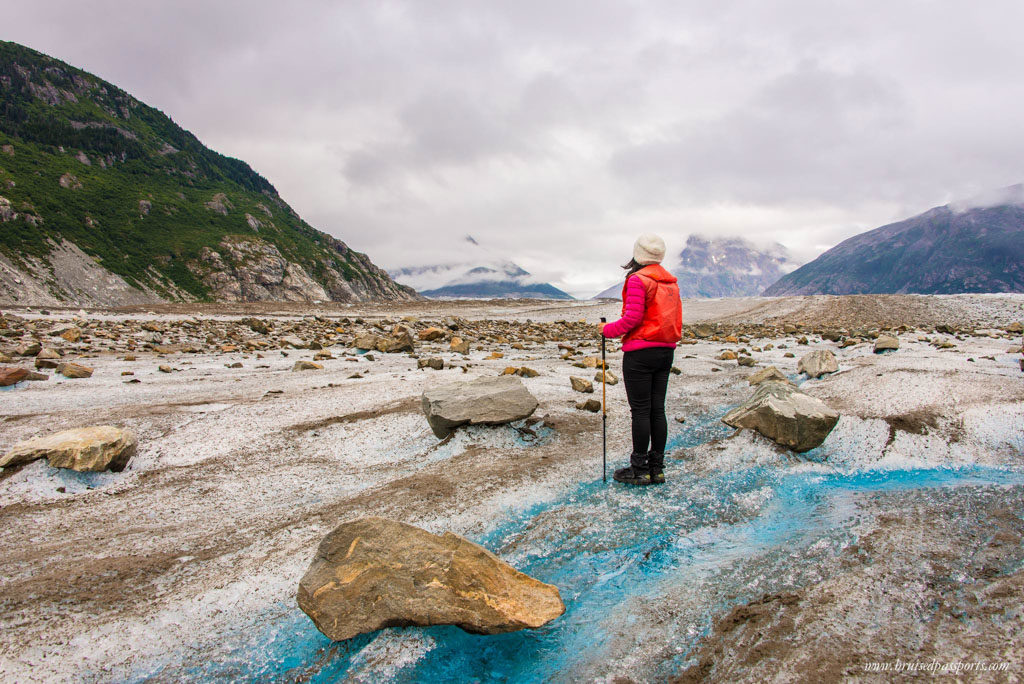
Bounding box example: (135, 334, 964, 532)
(0, 40, 416, 305)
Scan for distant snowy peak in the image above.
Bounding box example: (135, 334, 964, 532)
(594, 235, 799, 299)
(389, 237, 573, 300)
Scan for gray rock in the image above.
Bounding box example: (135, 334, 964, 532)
(722, 380, 839, 452)
(297, 517, 564, 642)
(797, 350, 839, 378)
(281, 335, 307, 349)
(421, 376, 539, 438)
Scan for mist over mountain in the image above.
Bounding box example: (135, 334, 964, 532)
(594, 235, 798, 299)
(390, 235, 573, 300)
(764, 185, 1024, 296)
(0, 41, 414, 306)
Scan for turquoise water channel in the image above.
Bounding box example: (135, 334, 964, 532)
(141, 410, 1024, 682)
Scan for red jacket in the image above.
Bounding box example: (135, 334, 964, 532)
(603, 264, 682, 351)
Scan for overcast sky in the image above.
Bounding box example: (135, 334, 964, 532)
(7, 1, 1024, 297)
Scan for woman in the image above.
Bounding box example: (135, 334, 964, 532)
(601, 233, 682, 486)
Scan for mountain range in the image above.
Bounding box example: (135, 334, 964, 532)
(390, 236, 573, 300)
(0, 40, 414, 306)
(764, 186, 1024, 295)
(594, 235, 797, 299)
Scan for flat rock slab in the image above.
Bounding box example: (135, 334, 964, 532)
(722, 380, 839, 453)
(297, 517, 565, 642)
(421, 375, 538, 438)
(1, 425, 137, 471)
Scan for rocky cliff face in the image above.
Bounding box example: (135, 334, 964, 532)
(0, 40, 416, 306)
(764, 187, 1024, 296)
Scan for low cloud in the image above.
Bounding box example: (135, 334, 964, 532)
(6, 1, 1024, 298)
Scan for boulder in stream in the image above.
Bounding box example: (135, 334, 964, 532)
(421, 375, 538, 438)
(297, 517, 565, 642)
(722, 380, 839, 452)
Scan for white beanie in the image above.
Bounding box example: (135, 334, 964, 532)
(633, 233, 666, 265)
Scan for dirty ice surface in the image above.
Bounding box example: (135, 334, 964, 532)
(0, 295, 1022, 682)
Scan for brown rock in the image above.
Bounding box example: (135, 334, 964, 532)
(293, 360, 323, 371)
(158, 364, 173, 373)
(418, 327, 446, 341)
(57, 362, 93, 378)
(594, 370, 619, 386)
(353, 333, 382, 351)
(0, 366, 28, 387)
(516, 367, 539, 378)
(570, 376, 594, 393)
(16, 340, 41, 356)
(0, 425, 136, 471)
(718, 351, 737, 361)
(576, 399, 601, 412)
(297, 517, 564, 642)
(60, 327, 82, 343)
(873, 335, 900, 353)
(417, 357, 444, 370)
(450, 337, 470, 355)
(747, 366, 790, 386)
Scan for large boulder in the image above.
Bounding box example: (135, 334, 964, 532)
(722, 380, 839, 452)
(797, 350, 838, 379)
(0, 425, 137, 471)
(297, 517, 565, 642)
(422, 376, 538, 438)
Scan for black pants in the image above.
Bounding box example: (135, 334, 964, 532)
(622, 346, 674, 456)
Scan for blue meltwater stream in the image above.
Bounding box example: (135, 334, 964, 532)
(150, 410, 1024, 682)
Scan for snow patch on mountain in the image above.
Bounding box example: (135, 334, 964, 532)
(593, 235, 799, 299)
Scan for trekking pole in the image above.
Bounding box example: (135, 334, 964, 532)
(600, 317, 607, 483)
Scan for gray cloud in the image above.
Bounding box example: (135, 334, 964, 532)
(6, 1, 1024, 297)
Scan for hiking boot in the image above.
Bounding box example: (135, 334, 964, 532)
(613, 452, 651, 486)
(613, 466, 651, 485)
(648, 451, 666, 485)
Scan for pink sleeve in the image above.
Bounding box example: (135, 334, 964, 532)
(603, 276, 646, 338)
